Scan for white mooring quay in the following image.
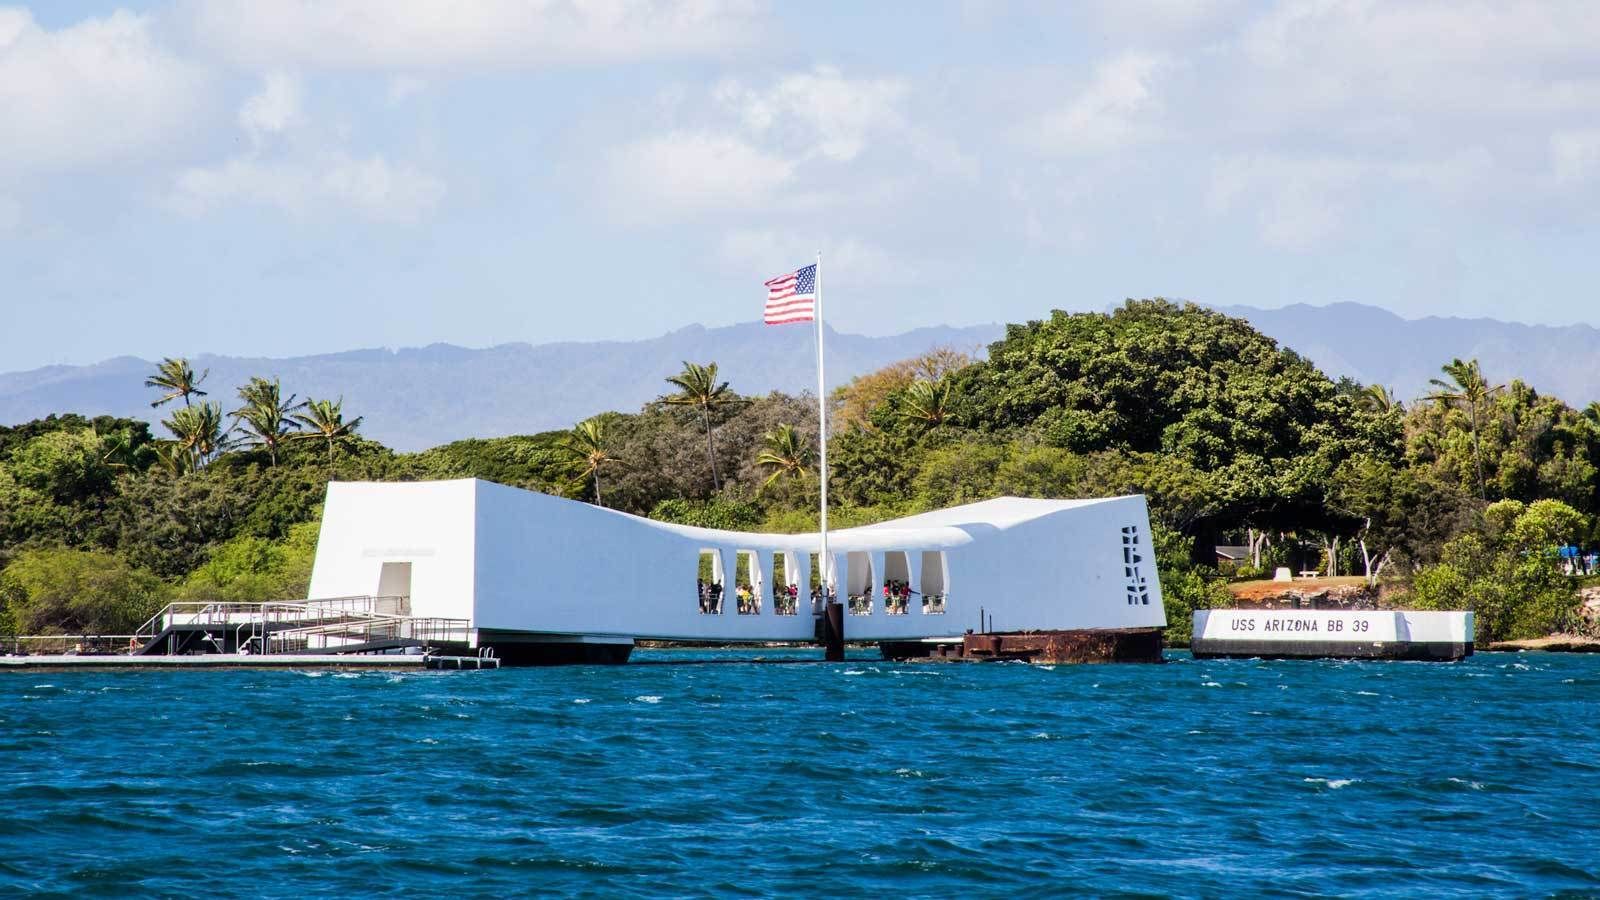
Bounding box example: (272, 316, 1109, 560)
(1190, 609, 1475, 661)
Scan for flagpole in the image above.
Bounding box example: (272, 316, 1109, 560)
(814, 250, 830, 601)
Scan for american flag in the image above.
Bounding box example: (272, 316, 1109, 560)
(764, 264, 816, 325)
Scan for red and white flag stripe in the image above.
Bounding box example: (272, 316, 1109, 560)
(764, 267, 816, 325)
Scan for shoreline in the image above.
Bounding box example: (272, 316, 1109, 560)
(1486, 635, 1600, 653)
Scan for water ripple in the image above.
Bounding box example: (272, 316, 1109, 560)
(0, 650, 1597, 896)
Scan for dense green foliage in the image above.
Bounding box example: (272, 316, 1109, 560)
(0, 548, 165, 635)
(1410, 499, 1585, 642)
(4, 299, 1599, 643)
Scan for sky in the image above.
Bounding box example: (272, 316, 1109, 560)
(2, 1, 1599, 371)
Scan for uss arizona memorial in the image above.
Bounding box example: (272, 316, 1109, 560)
(303, 479, 1168, 663)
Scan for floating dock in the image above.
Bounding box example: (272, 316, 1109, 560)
(1190, 609, 1474, 661)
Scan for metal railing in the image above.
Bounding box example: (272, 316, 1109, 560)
(1, 634, 139, 656)
(132, 596, 415, 653)
(265, 616, 469, 655)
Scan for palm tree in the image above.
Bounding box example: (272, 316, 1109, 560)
(161, 401, 232, 470)
(561, 416, 619, 507)
(1427, 358, 1504, 501)
(151, 441, 194, 476)
(664, 361, 738, 491)
(1581, 402, 1600, 430)
(94, 422, 154, 471)
(290, 398, 364, 471)
(755, 423, 812, 493)
(900, 378, 953, 428)
(1357, 384, 1402, 416)
(231, 376, 305, 467)
(145, 357, 209, 408)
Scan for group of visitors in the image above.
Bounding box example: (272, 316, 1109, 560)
(699, 577, 837, 616)
(697, 579, 724, 614)
(733, 583, 762, 615)
(1560, 546, 1599, 576)
(700, 574, 945, 616)
(773, 583, 801, 615)
(882, 580, 918, 615)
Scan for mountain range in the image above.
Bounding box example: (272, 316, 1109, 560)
(0, 322, 1003, 451)
(1212, 302, 1600, 408)
(4, 302, 1598, 451)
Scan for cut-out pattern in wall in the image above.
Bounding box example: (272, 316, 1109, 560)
(1122, 525, 1150, 606)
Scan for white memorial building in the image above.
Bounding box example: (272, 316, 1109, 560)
(306, 479, 1168, 662)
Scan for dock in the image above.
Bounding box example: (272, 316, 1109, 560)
(0, 653, 499, 671)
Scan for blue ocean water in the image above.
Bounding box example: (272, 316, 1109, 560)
(2, 650, 1598, 897)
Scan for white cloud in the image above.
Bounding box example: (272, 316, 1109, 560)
(169, 154, 446, 223)
(1233, 0, 1600, 126)
(1081, 0, 1250, 43)
(0, 8, 210, 177)
(715, 66, 909, 162)
(1208, 150, 1495, 250)
(1241, 0, 1600, 72)
(603, 132, 794, 221)
(1551, 129, 1600, 185)
(185, 0, 762, 70)
(1017, 54, 1168, 156)
(170, 66, 445, 223)
(601, 67, 917, 223)
(239, 72, 302, 143)
(718, 229, 918, 286)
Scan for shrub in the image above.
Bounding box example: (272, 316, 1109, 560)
(0, 548, 168, 635)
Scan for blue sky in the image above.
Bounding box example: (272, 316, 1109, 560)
(3, 1, 1599, 371)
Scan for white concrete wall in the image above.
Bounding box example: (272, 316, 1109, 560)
(1194, 609, 1403, 643)
(1399, 611, 1475, 643)
(309, 480, 1168, 642)
(1193, 609, 1474, 645)
(470, 480, 819, 641)
(844, 494, 1167, 639)
(306, 480, 477, 621)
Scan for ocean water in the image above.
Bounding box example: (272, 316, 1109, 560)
(2, 650, 1598, 898)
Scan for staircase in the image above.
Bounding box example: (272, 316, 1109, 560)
(131, 597, 466, 657)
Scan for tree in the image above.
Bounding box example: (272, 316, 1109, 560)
(1410, 499, 1583, 642)
(94, 420, 157, 473)
(663, 361, 737, 491)
(1150, 524, 1232, 645)
(144, 357, 209, 408)
(1330, 455, 1469, 585)
(834, 346, 976, 431)
(963, 300, 1402, 558)
(231, 377, 305, 467)
(0, 548, 167, 635)
(1427, 358, 1504, 502)
(290, 398, 364, 470)
(899, 379, 954, 429)
(160, 401, 232, 471)
(174, 520, 320, 602)
(5, 429, 115, 504)
(404, 431, 577, 496)
(754, 423, 812, 493)
(561, 416, 619, 507)
(1358, 384, 1402, 415)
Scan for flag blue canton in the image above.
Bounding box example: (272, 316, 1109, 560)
(793, 264, 816, 295)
